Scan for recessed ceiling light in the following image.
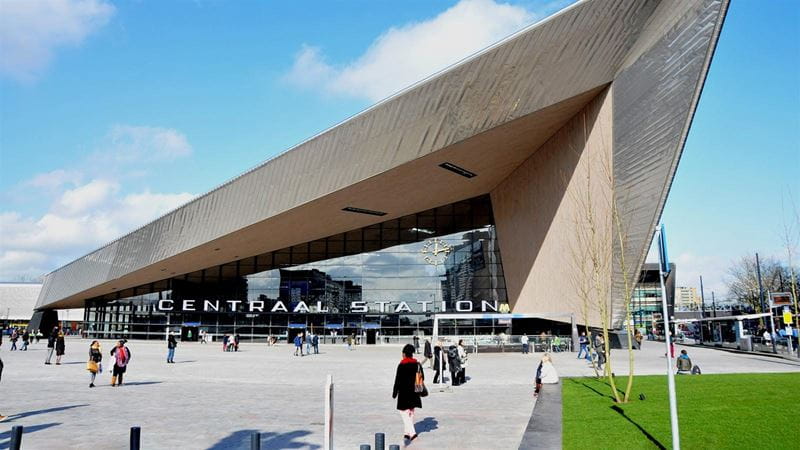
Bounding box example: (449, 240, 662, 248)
(342, 206, 387, 216)
(439, 162, 476, 178)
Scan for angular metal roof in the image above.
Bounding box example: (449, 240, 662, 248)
(37, 0, 729, 319)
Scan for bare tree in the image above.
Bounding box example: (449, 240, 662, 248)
(565, 104, 622, 402)
(726, 255, 790, 310)
(779, 191, 799, 355)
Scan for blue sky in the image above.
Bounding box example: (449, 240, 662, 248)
(1, 0, 798, 299)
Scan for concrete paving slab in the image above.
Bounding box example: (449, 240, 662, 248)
(1, 338, 797, 449)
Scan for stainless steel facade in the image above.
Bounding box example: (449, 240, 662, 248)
(37, 0, 729, 329)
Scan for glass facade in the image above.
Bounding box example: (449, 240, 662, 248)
(84, 195, 512, 341)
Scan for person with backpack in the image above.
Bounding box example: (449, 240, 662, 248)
(676, 349, 693, 374)
(457, 339, 468, 384)
(447, 344, 461, 386)
(110, 340, 131, 387)
(21, 329, 30, 351)
(392, 344, 424, 444)
(167, 332, 177, 363)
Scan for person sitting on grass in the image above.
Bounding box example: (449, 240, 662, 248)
(676, 349, 693, 374)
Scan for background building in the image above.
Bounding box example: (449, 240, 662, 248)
(676, 286, 702, 311)
(0, 282, 82, 332)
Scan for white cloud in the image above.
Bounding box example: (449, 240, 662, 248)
(57, 178, 118, 215)
(285, 0, 536, 102)
(102, 125, 193, 163)
(26, 169, 83, 190)
(0, 0, 115, 82)
(0, 250, 49, 282)
(647, 246, 731, 301)
(1, 123, 196, 280)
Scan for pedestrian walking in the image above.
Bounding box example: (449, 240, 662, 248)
(44, 327, 58, 364)
(35, 329, 41, 344)
(21, 330, 30, 351)
(457, 339, 468, 384)
(87, 341, 102, 387)
(312, 333, 319, 354)
(346, 333, 353, 351)
(167, 332, 177, 363)
(0, 354, 6, 422)
(55, 331, 66, 365)
(222, 334, 229, 352)
(305, 332, 312, 355)
(594, 333, 606, 370)
(421, 339, 433, 368)
(413, 335, 420, 354)
(392, 344, 424, 444)
(9, 330, 17, 351)
(110, 340, 131, 387)
(433, 340, 446, 383)
(521, 334, 529, 354)
(294, 333, 303, 356)
(447, 344, 461, 386)
(577, 332, 590, 360)
(234, 333, 241, 352)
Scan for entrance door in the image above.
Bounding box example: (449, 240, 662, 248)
(366, 329, 377, 344)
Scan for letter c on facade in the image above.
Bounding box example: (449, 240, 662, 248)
(158, 299, 174, 311)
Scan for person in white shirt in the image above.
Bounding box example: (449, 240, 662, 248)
(534, 354, 559, 396)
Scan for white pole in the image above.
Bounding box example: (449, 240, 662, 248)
(324, 374, 333, 450)
(656, 227, 680, 450)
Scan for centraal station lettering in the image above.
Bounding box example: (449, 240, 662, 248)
(156, 299, 507, 314)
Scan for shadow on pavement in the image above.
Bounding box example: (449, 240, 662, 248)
(117, 381, 163, 386)
(610, 405, 665, 450)
(4, 404, 88, 422)
(416, 417, 439, 434)
(173, 360, 198, 364)
(206, 429, 320, 450)
(0, 423, 61, 449)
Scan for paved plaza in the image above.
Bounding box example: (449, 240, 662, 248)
(2, 338, 799, 449)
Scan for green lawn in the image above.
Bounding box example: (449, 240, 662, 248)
(562, 373, 800, 449)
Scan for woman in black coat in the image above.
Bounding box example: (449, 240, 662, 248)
(392, 344, 423, 443)
(55, 331, 66, 365)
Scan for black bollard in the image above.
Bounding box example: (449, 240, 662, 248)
(251, 431, 261, 450)
(389, 445, 401, 450)
(10, 425, 23, 450)
(374, 432, 385, 450)
(360, 445, 371, 450)
(130, 426, 141, 450)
